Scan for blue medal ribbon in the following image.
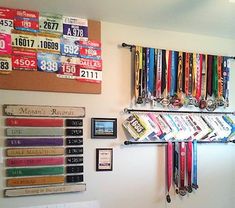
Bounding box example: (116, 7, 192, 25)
(192, 140, 198, 189)
(170, 51, 178, 97)
(147, 48, 155, 97)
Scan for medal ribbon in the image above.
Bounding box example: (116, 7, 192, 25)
(223, 57, 230, 103)
(207, 55, 213, 96)
(135, 46, 142, 103)
(179, 142, 186, 192)
(192, 53, 197, 97)
(166, 141, 173, 202)
(201, 55, 207, 99)
(161, 50, 167, 96)
(192, 140, 198, 189)
(174, 142, 179, 192)
(212, 56, 218, 97)
(167, 51, 172, 95)
(195, 54, 202, 101)
(146, 48, 150, 99)
(148, 48, 155, 98)
(177, 52, 183, 95)
(170, 51, 177, 97)
(185, 53, 190, 96)
(142, 48, 147, 100)
(217, 56, 223, 98)
(188, 53, 193, 95)
(156, 49, 162, 99)
(187, 141, 193, 191)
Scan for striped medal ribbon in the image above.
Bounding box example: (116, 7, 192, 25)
(216, 56, 224, 106)
(179, 142, 186, 196)
(141, 48, 147, 102)
(166, 141, 173, 203)
(192, 140, 198, 189)
(187, 141, 193, 193)
(195, 54, 203, 105)
(135, 46, 143, 104)
(155, 49, 162, 100)
(222, 57, 230, 107)
(184, 52, 190, 105)
(173, 142, 179, 194)
(199, 55, 207, 109)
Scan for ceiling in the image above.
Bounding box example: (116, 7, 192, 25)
(1, 0, 235, 39)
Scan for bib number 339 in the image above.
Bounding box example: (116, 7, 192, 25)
(38, 53, 61, 73)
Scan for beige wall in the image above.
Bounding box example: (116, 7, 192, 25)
(0, 21, 235, 208)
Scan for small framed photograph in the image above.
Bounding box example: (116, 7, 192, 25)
(96, 148, 113, 171)
(91, 118, 117, 139)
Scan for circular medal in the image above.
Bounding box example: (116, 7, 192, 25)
(179, 188, 187, 196)
(199, 99, 207, 109)
(187, 186, 193, 193)
(216, 98, 224, 107)
(192, 98, 199, 107)
(170, 96, 183, 109)
(206, 99, 216, 111)
(184, 97, 190, 106)
(136, 96, 143, 104)
(192, 184, 199, 190)
(175, 188, 179, 194)
(166, 194, 171, 203)
(160, 98, 170, 107)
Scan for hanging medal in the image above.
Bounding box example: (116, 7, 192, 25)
(199, 55, 207, 109)
(179, 142, 186, 196)
(192, 140, 198, 189)
(147, 48, 155, 103)
(195, 54, 202, 107)
(155, 49, 162, 101)
(222, 57, 230, 107)
(184, 52, 190, 105)
(216, 56, 224, 106)
(134, 46, 141, 104)
(142, 48, 147, 102)
(187, 141, 193, 193)
(170, 51, 178, 105)
(166, 141, 173, 203)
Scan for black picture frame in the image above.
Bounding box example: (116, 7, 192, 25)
(91, 118, 117, 139)
(96, 148, 113, 171)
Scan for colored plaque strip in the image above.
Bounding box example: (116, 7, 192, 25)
(66, 166, 83, 174)
(66, 147, 83, 155)
(7, 157, 64, 167)
(66, 128, 83, 136)
(66, 175, 83, 183)
(6, 128, 64, 136)
(6, 166, 64, 177)
(3, 105, 85, 117)
(6, 148, 64, 157)
(66, 138, 83, 146)
(66, 157, 83, 164)
(4, 184, 86, 197)
(7, 176, 64, 187)
(6, 118, 63, 127)
(65, 119, 83, 127)
(6, 138, 63, 146)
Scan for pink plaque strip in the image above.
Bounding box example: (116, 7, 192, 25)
(6, 157, 64, 167)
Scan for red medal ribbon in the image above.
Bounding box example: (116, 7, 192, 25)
(187, 141, 193, 193)
(179, 142, 186, 195)
(207, 55, 213, 96)
(6, 118, 63, 127)
(185, 53, 190, 96)
(166, 141, 173, 203)
(195, 54, 202, 101)
(156, 49, 162, 99)
(217, 56, 223, 98)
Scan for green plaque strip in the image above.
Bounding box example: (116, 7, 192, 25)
(6, 128, 64, 136)
(7, 166, 64, 177)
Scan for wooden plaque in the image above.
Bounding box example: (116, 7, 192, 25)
(0, 20, 101, 94)
(7, 176, 65, 187)
(6, 148, 64, 157)
(4, 184, 86, 197)
(6, 128, 64, 136)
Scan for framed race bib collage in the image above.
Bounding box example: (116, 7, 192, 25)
(3, 104, 86, 197)
(0, 6, 102, 94)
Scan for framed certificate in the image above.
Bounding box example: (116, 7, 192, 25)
(96, 148, 113, 171)
(91, 118, 117, 139)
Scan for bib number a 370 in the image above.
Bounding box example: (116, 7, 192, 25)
(38, 53, 61, 73)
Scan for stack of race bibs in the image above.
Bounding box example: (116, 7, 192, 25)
(133, 46, 231, 111)
(123, 113, 235, 142)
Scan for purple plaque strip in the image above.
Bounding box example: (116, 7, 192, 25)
(6, 138, 63, 146)
(7, 157, 64, 167)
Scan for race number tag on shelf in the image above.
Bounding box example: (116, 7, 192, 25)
(63, 16, 88, 40)
(12, 50, 37, 71)
(38, 33, 61, 54)
(57, 56, 79, 79)
(38, 53, 61, 73)
(0, 56, 12, 73)
(0, 7, 14, 34)
(79, 47, 101, 60)
(14, 9, 39, 32)
(0, 33, 11, 55)
(79, 58, 102, 70)
(11, 30, 37, 50)
(39, 13, 62, 34)
(77, 68, 102, 83)
(61, 37, 79, 57)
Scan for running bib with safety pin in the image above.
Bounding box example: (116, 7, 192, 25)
(0, 7, 14, 34)
(77, 68, 102, 83)
(0, 56, 12, 73)
(0, 33, 11, 55)
(38, 33, 60, 54)
(37, 53, 61, 73)
(61, 37, 79, 57)
(39, 13, 62, 34)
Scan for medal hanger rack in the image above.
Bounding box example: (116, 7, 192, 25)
(123, 108, 235, 145)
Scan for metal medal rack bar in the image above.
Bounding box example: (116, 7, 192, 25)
(123, 108, 235, 145)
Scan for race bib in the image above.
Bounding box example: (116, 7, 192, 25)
(39, 13, 63, 33)
(11, 30, 37, 50)
(0, 33, 11, 55)
(0, 7, 14, 34)
(14, 9, 39, 32)
(79, 40, 101, 49)
(57, 56, 80, 79)
(12, 50, 37, 71)
(63, 16, 88, 40)
(0, 56, 12, 73)
(61, 37, 79, 57)
(79, 58, 102, 70)
(38, 33, 61, 53)
(79, 47, 101, 60)
(38, 53, 61, 73)
(78, 68, 102, 83)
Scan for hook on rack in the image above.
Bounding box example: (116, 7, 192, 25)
(122, 43, 135, 52)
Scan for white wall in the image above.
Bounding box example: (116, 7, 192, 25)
(0, 21, 235, 208)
